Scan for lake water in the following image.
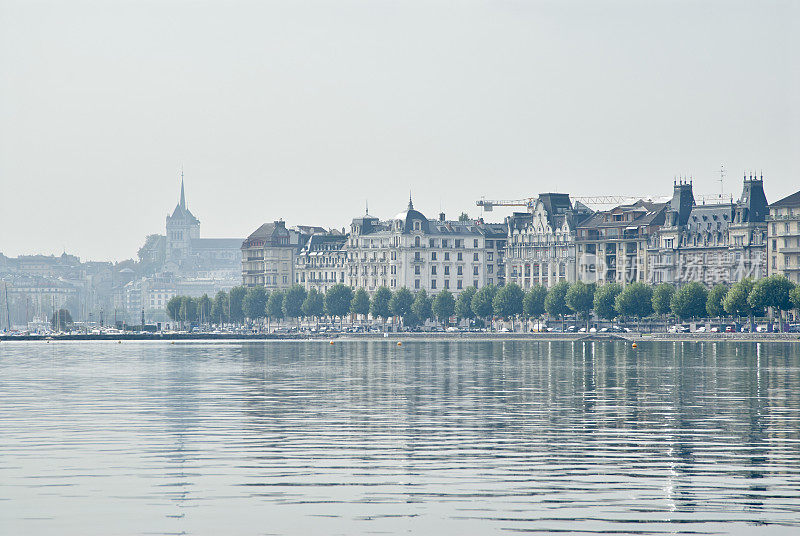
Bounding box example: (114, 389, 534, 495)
(1, 340, 799, 535)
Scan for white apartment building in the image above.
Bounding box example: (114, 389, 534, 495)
(346, 198, 506, 295)
(505, 193, 593, 288)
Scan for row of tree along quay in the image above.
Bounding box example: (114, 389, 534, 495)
(162, 274, 800, 334)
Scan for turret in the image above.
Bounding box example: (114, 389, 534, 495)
(668, 178, 694, 226)
(735, 173, 768, 223)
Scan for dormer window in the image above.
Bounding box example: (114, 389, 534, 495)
(414, 221, 421, 231)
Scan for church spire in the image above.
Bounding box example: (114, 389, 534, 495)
(408, 191, 414, 211)
(179, 168, 186, 210)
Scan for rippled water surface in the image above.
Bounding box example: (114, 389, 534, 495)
(1, 340, 800, 535)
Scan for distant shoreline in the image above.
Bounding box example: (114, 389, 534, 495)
(2, 332, 799, 343)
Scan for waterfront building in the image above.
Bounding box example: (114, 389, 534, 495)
(576, 200, 667, 285)
(767, 189, 800, 283)
(346, 197, 505, 294)
(241, 220, 304, 289)
(505, 193, 593, 288)
(295, 232, 348, 294)
(649, 176, 768, 285)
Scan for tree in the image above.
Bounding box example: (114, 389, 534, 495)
(350, 288, 371, 323)
(166, 296, 182, 322)
(545, 281, 571, 328)
(179, 296, 198, 324)
(267, 290, 285, 328)
(244, 287, 268, 323)
(652, 283, 675, 316)
(229, 286, 246, 325)
(594, 283, 622, 321)
(455, 286, 478, 322)
(370, 287, 393, 330)
(706, 284, 728, 319)
(458, 212, 470, 222)
(325, 284, 353, 326)
(652, 283, 675, 331)
(389, 287, 414, 327)
(211, 290, 229, 324)
(615, 282, 653, 331)
(301, 288, 325, 325)
(432, 290, 456, 325)
(493, 283, 524, 329)
(411, 289, 432, 326)
(50, 308, 73, 331)
(283, 285, 307, 325)
(197, 294, 212, 325)
(523, 284, 547, 326)
(724, 278, 760, 329)
(566, 281, 595, 330)
(791, 285, 800, 312)
(751, 275, 795, 331)
(671, 282, 708, 321)
(471, 284, 497, 326)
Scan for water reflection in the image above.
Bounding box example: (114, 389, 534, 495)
(0, 340, 799, 535)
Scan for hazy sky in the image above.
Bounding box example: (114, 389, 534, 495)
(1, 0, 798, 261)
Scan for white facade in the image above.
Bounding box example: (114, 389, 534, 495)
(346, 199, 506, 295)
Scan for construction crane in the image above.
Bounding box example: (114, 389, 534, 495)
(476, 195, 647, 211)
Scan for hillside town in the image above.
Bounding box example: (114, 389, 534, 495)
(1, 172, 799, 332)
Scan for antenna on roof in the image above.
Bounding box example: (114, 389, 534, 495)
(365, 199, 369, 215)
(719, 164, 725, 199)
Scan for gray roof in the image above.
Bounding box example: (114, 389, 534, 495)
(190, 238, 242, 249)
(770, 189, 800, 208)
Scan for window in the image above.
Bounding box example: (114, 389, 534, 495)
(391, 266, 396, 274)
(488, 252, 493, 261)
(414, 236, 420, 247)
(457, 252, 463, 261)
(431, 252, 437, 261)
(391, 251, 396, 260)
(473, 279, 479, 287)
(488, 265, 494, 273)
(444, 252, 450, 261)
(431, 265, 437, 275)
(473, 252, 479, 261)
(444, 266, 450, 275)
(429, 238, 435, 247)
(442, 239, 448, 248)
(444, 280, 450, 289)
(414, 221, 421, 231)
(457, 266, 463, 275)
(473, 239, 479, 247)
(457, 280, 462, 289)
(431, 280, 437, 289)
(486, 240, 493, 248)
(414, 252, 421, 261)
(415, 279, 420, 289)
(473, 266, 479, 275)
(415, 265, 421, 275)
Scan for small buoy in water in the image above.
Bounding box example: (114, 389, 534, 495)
(118, 340, 122, 344)
(329, 340, 334, 345)
(397, 341, 403, 346)
(171, 341, 175, 345)
(632, 342, 638, 348)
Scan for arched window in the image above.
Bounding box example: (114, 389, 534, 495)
(414, 236, 420, 247)
(414, 221, 421, 231)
